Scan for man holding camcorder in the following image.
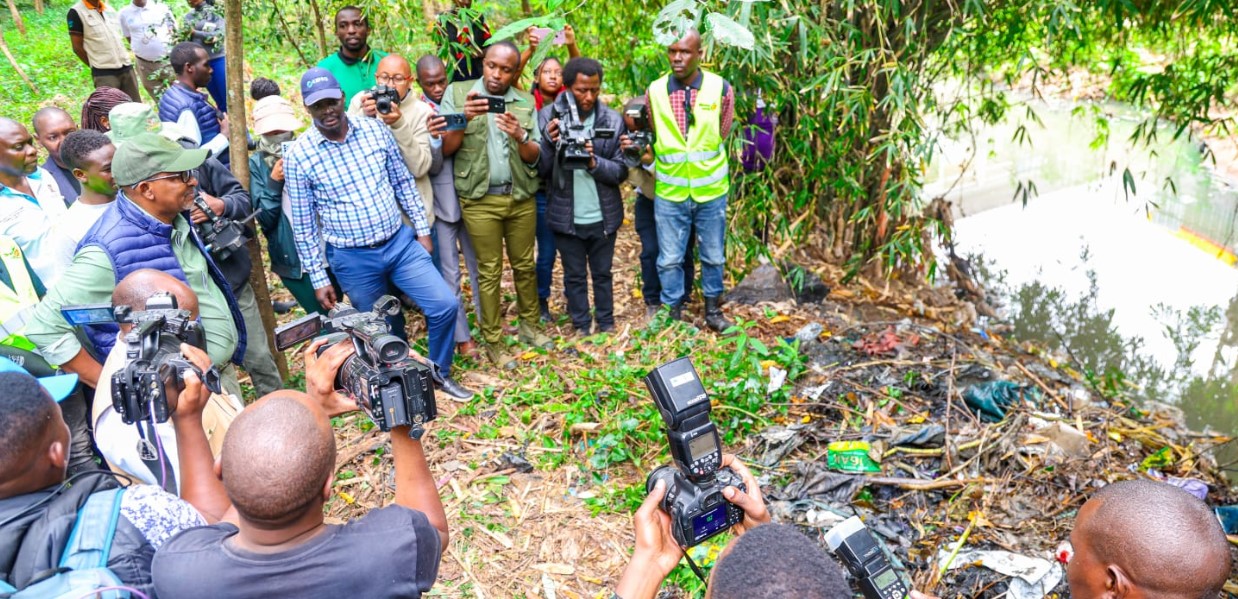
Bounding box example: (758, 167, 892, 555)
(537, 58, 629, 336)
(27, 132, 247, 397)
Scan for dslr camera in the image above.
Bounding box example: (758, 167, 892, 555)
(273, 295, 437, 439)
(644, 357, 746, 548)
(622, 104, 654, 168)
(552, 92, 615, 171)
(193, 193, 253, 262)
(369, 84, 401, 115)
(63, 293, 223, 427)
(825, 516, 911, 599)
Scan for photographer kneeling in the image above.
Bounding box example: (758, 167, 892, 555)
(151, 317, 449, 598)
(538, 57, 629, 335)
(89, 268, 244, 492)
(616, 453, 850, 599)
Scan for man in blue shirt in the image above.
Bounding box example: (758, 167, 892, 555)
(284, 68, 474, 401)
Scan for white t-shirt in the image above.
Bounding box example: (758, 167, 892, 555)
(0, 168, 68, 287)
(118, 1, 176, 62)
(48, 200, 112, 276)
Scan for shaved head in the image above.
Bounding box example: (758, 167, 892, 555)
(377, 54, 411, 77)
(1068, 479, 1231, 598)
(113, 269, 199, 318)
(416, 54, 443, 77)
(0, 117, 23, 135)
(221, 392, 336, 524)
(32, 107, 73, 135)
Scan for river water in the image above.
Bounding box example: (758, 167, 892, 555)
(924, 98, 1238, 470)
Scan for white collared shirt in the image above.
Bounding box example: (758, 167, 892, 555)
(0, 168, 69, 286)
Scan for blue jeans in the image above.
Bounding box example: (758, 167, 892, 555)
(326, 225, 459, 376)
(206, 55, 228, 113)
(535, 190, 556, 299)
(654, 196, 727, 306)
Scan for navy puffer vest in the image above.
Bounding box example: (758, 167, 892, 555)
(159, 83, 227, 165)
(76, 193, 246, 364)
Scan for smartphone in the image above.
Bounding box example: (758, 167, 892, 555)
(443, 113, 468, 131)
(481, 95, 507, 114)
(60, 304, 116, 326)
(531, 27, 567, 46)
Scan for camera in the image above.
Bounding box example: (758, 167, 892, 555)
(825, 516, 911, 599)
(644, 357, 746, 548)
(370, 85, 401, 115)
(62, 293, 223, 427)
(552, 92, 616, 171)
(272, 295, 437, 439)
(623, 104, 654, 168)
(193, 193, 254, 262)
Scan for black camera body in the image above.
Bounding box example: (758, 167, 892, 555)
(623, 104, 654, 168)
(825, 516, 911, 599)
(370, 84, 401, 115)
(107, 293, 222, 425)
(273, 295, 437, 439)
(553, 93, 616, 171)
(643, 357, 746, 548)
(192, 194, 251, 262)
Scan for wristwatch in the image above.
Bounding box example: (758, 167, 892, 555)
(519, 130, 531, 145)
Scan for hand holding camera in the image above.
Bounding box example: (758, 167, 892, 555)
(167, 342, 215, 421)
(190, 192, 225, 225)
(364, 85, 402, 125)
(463, 91, 505, 121)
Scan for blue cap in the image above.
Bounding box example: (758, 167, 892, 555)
(0, 357, 79, 403)
(300, 67, 344, 106)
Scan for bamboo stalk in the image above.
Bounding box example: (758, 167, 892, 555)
(6, 0, 25, 36)
(224, 0, 290, 382)
(0, 21, 36, 93)
(307, 0, 327, 60)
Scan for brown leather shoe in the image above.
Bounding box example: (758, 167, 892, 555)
(456, 340, 480, 359)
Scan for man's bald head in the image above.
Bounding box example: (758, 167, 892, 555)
(1067, 479, 1231, 599)
(376, 54, 414, 99)
(415, 55, 447, 104)
(113, 269, 199, 318)
(377, 54, 411, 77)
(0, 117, 23, 136)
(0, 118, 40, 178)
(221, 392, 336, 524)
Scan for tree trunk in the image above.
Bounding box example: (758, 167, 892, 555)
(0, 21, 36, 92)
(307, 0, 328, 60)
(272, 0, 311, 68)
(224, 0, 290, 382)
(6, 0, 25, 36)
(33, 0, 43, 15)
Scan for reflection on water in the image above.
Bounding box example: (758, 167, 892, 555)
(928, 96, 1238, 472)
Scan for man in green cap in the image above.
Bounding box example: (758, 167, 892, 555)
(26, 132, 247, 397)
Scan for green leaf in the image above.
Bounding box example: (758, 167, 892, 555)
(486, 15, 557, 45)
(653, 0, 701, 46)
(705, 12, 755, 50)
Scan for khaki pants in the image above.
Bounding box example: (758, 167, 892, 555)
(92, 66, 141, 103)
(460, 193, 538, 344)
(134, 56, 175, 103)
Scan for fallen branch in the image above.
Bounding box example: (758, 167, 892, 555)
(863, 476, 991, 491)
(0, 21, 37, 94)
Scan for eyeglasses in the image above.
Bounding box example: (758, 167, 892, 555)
(144, 170, 196, 184)
(376, 74, 409, 85)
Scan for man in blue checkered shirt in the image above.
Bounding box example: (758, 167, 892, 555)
(284, 67, 474, 401)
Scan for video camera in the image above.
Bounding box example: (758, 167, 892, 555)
(192, 193, 255, 263)
(61, 293, 224, 427)
(825, 516, 911, 599)
(273, 295, 437, 439)
(644, 357, 746, 548)
(369, 85, 401, 115)
(552, 92, 615, 171)
(623, 104, 654, 168)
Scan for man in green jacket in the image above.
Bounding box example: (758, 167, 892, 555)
(439, 41, 548, 369)
(316, 5, 387, 108)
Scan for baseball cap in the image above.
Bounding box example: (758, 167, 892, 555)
(252, 95, 303, 135)
(112, 133, 208, 187)
(0, 357, 79, 402)
(106, 102, 186, 145)
(300, 67, 343, 106)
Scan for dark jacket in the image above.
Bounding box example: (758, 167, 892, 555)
(0, 474, 157, 596)
(78, 192, 247, 364)
(537, 96, 628, 237)
(193, 153, 254, 291)
(159, 83, 227, 165)
(248, 152, 302, 279)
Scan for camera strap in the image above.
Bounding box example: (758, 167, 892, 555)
(136, 420, 178, 494)
(683, 550, 708, 583)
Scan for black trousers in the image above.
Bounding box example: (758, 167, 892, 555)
(554, 222, 617, 331)
(634, 194, 695, 306)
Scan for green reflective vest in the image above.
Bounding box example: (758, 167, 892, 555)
(649, 71, 730, 203)
(0, 236, 42, 352)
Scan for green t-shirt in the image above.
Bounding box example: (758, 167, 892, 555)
(27, 214, 239, 368)
(317, 48, 389, 108)
(572, 111, 602, 225)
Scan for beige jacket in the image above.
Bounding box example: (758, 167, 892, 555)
(348, 90, 435, 226)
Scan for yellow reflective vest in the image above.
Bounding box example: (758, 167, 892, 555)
(0, 236, 40, 351)
(649, 71, 730, 203)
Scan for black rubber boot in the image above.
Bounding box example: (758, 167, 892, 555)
(539, 297, 553, 323)
(704, 296, 733, 333)
(668, 303, 683, 322)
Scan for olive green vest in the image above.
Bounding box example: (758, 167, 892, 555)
(449, 82, 540, 201)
